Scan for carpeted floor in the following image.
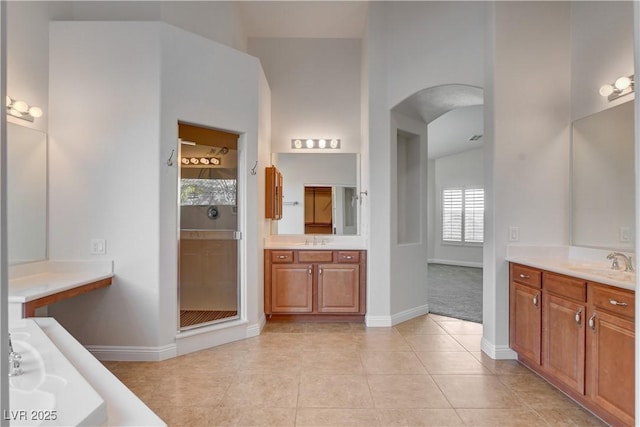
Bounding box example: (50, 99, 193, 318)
(427, 263, 483, 323)
(180, 310, 238, 328)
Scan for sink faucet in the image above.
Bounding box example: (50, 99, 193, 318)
(312, 236, 318, 245)
(8, 333, 22, 377)
(607, 252, 634, 272)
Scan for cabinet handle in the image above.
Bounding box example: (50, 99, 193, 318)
(575, 308, 582, 327)
(608, 298, 628, 307)
(319, 267, 323, 275)
(308, 265, 312, 275)
(519, 273, 530, 279)
(532, 293, 539, 307)
(277, 255, 287, 259)
(588, 313, 596, 331)
(344, 255, 353, 260)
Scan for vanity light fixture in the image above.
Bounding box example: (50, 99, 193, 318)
(599, 74, 634, 102)
(182, 157, 221, 166)
(5, 96, 43, 122)
(291, 138, 341, 149)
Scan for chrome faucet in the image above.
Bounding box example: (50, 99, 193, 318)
(607, 252, 634, 272)
(312, 236, 318, 246)
(8, 333, 22, 377)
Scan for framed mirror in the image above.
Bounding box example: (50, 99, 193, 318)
(271, 153, 359, 235)
(571, 100, 634, 250)
(8, 123, 48, 264)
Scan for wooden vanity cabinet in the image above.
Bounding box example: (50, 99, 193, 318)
(265, 249, 366, 320)
(509, 264, 542, 365)
(509, 263, 635, 426)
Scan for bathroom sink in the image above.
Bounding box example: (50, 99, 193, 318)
(567, 265, 635, 283)
(8, 320, 107, 426)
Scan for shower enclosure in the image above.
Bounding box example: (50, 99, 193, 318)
(178, 122, 240, 330)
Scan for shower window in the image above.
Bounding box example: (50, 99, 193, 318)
(180, 179, 237, 206)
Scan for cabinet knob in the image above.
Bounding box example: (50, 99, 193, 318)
(319, 267, 323, 275)
(277, 255, 287, 259)
(519, 273, 530, 279)
(608, 298, 628, 307)
(575, 308, 582, 327)
(588, 313, 597, 331)
(344, 256, 353, 260)
(532, 293, 539, 307)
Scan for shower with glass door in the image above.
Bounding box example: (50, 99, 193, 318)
(178, 122, 240, 330)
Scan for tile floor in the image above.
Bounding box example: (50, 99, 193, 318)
(103, 314, 606, 426)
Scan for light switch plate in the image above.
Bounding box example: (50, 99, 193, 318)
(509, 226, 520, 242)
(90, 239, 106, 255)
(619, 226, 631, 242)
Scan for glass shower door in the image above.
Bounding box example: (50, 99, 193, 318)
(178, 123, 240, 330)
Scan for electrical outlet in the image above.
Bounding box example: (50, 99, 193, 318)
(509, 226, 520, 242)
(620, 226, 631, 243)
(90, 239, 106, 255)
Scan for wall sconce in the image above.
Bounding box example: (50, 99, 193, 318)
(291, 138, 341, 149)
(599, 75, 634, 102)
(5, 96, 43, 122)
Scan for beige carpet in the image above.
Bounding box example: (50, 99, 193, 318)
(180, 310, 238, 328)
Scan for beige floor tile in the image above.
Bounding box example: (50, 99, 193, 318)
(455, 408, 550, 426)
(302, 350, 364, 374)
(243, 350, 304, 374)
(261, 322, 306, 333)
(219, 373, 299, 407)
(438, 321, 483, 335)
(179, 350, 247, 373)
(450, 334, 483, 352)
(377, 408, 464, 426)
(296, 408, 381, 426)
(298, 374, 374, 408)
(395, 318, 447, 336)
(367, 374, 451, 409)
(164, 406, 233, 427)
(153, 373, 234, 406)
(304, 322, 354, 333)
(534, 406, 607, 427)
(471, 353, 534, 376)
(356, 333, 412, 351)
(249, 333, 311, 351)
(432, 375, 522, 409)
(404, 334, 467, 352)
(349, 323, 398, 334)
(416, 351, 493, 375)
(236, 408, 297, 426)
(427, 313, 464, 323)
(360, 351, 427, 374)
(497, 374, 580, 410)
(305, 333, 360, 351)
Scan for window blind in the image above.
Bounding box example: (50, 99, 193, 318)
(442, 187, 484, 244)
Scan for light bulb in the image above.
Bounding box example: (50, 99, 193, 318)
(318, 139, 326, 148)
(599, 84, 614, 97)
(293, 139, 302, 149)
(305, 139, 314, 148)
(330, 139, 339, 149)
(8, 109, 21, 117)
(5, 96, 12, 107)
(200, 158, 210, 165)
(28, 106, 43, 118)
(12, 101, 29, 113)
(614, 76, 632, 90)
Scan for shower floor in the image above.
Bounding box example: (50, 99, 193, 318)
(180, 310, 238, 328)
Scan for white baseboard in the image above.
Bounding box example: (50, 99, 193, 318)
(86, 344, 177, 362)
(480, 337, 518, 360)
(428, 258, 483, 268)
(247, 314, 266, 337)
(366, 304, 430, 327)
(176, 319, 263, 356)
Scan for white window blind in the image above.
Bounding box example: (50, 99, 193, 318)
(442, 187, 484, 244)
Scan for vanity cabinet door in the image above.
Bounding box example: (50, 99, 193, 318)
(586, 309, 635, 426)
(542, 293, 586, 395)
(317, 264, 360, 313)
(271, 264, 313, 313)
(510, 282, 541, 365)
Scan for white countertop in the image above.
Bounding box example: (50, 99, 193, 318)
(9, 260, 114, 303)
(265, 235, 367, 250)
(33, 318, 166, 427)
(506, 246, 636, 291)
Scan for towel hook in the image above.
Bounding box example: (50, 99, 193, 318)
(250, 161, 258, 176)
(166, 149, 175, 167)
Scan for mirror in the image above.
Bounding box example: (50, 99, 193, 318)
(271, 153, 359, 235)
(571, 100, 634, 250)
(7, 123, 48, 264)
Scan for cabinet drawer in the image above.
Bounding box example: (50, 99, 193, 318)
(337, 251, 360, 263)
(543, 272, 586, 302)
(271, 250, 294, 263)
(298, 251, 333, 263)
(511, 264, 541, 289)
(589, 283, 635, 320)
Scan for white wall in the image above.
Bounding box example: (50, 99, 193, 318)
(365, 2, 485, 325)
(431, 148, 483, 267)
(47, 22, 269, 359)
(485, 2, 571, 358)
(571, 1, 635, 121)
(248, 38, 361, 153)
